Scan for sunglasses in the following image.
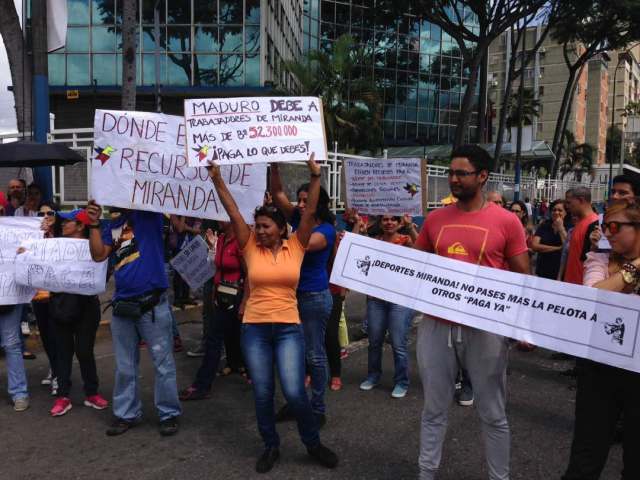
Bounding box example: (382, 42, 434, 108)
(447, 169, 478, 178)
(37, 211, 55, 217)
(602, 221, 640, 235)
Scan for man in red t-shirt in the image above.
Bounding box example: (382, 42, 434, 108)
(563, 187, 599, 285)
(414, 145, 529, 480)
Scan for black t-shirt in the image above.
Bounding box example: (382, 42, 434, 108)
(534, 221, 563, 279)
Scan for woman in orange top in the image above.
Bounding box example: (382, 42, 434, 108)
(207, 155, 338, 474)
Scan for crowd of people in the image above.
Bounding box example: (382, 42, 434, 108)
(0, 144, 638, 479)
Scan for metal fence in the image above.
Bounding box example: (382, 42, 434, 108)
(1, 128, 608, 210)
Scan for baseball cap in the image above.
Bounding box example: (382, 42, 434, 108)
(57, 209, 92, 226)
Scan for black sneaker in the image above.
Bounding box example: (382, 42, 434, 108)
(307, 442, 338, 469)
(256, 447, 280, 473)
(159, 416, 179, 436)
(314, 413, 326, 429)
(275, 404, 295, 423)
(106, 416, 142, 436)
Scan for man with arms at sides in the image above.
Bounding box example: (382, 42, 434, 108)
(563, 187, 599, 285)
(414, 145, 530, 480)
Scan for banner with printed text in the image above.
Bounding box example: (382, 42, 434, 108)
(344, 158, 426, 216)
(15, 238, 108, 296)
(92, 110, 266, 223)
(170, 236, 215, 290)
(331, 232, 640, 373)
(183, 96, 327, 166)
(0, 218, 44, 305)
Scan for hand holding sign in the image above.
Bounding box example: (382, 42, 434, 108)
(86, 200, 102, 226)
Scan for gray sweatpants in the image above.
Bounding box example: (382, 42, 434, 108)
(417, 316, 510, 480)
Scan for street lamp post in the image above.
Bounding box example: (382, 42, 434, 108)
(154, 0, 162, 113)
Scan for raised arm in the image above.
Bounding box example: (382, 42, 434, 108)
(269, 163, 296, 220)
(207, 163, 251, 249)
(295, 153, 321, 248)
(86, 200, 113, 262)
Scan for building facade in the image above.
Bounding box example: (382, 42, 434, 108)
(47, 0, 303, 128)
(303, 0, 480, 146)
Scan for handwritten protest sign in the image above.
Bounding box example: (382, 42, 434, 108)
(15, 238, 108, 296)
(0, 218, 44, 305)
(332, 232, 640, 373)
(92, 110, 266, 223)
(344, 158, 426, 216)
(183, 96, 327, 166)
(170, 236, 215, 290)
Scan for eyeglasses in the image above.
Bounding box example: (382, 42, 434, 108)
(37, 211, 55, 217)
(447, 169, 478, 178)
(602, 221, 639, 235)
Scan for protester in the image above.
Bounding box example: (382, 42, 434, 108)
(208, 156, 338, 474)
(42, 209, 109, 417)
(531, 200, 570, 280)
(539, 197, 549, 219)
(179, 222, 246, 401)
(32, 202, 59, 392)
(610, 174, 640, 204)
(561, 201, 640, 480)
(87, 201, 182, 437)
(414, 145, 530, 480)
(353, 213, 415, 398)
(563, 188, 599, 284)
(486, 190, 506, 207)
(524, 196, 533, 219)
(326, 283, 345, 391)
(6, 178, 25, 216)
(14, 183, 42, 217)
(270, 163, 337, 427)
(172, 216, 201, 309)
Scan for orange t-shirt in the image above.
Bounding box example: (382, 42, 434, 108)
(563, 212, 599, 284)
(242, 231, 306, 324)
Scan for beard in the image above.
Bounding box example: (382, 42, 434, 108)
(450, 185, 477, 201)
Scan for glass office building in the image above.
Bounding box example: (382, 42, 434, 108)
(49, 0, 261, 88)
(303, 0, 479, 145)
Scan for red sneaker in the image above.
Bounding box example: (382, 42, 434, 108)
(84, 394, 109, 410)
(50, 397, 72, 417)
(330, 377, 342, 391)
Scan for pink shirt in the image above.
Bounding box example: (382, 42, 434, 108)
(415, 202, 528, 269)
(582, 252, 610, 287)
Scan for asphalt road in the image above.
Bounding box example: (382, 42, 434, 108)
(0, 293, 624, 480)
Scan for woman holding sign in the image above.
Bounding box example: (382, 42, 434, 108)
(207, 156, 338, 474)
(561, 201, 640, 480)
(352, 213, 415, 399)
(269, 163, 336, 426)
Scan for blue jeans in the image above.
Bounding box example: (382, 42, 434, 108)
(110, 295, 181, 421)
(297, 289, 332, 415)
(366, 297, 412, 388)
(241, 323, 320, 449)
(0, 305, 28, 400)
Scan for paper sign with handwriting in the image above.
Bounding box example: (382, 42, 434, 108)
(345, 158, 424, 215)
(15, 238, 108, 295)
(183, 97, 327, 166)
(170, 236, 215, 290)
(0, 217, 44, 305)
(92, 110, 266, 223)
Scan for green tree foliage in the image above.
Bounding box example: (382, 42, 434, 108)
(558, 130, 594, 182)
(506, 88, 540, 128)
(283, 34, 383, 154)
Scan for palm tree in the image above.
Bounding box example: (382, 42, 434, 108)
(283, 34, 382, 154)
(506, 88, 541, 128)
(558, 130, 594, 182)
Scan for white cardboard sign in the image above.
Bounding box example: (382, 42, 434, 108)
(0, 217, 44, 305)
(15, 238, 108, 295)
(344, 158, 424, 215)
(170, 236, 215, 290)
(183, 96, 327, 166)
(92, 109, 266, 223)
(331, 232, 640, 373)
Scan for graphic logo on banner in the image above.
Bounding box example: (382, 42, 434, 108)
(92, 110, 266, 223)
(356, 256, 372, 276)
(183, 96, 327, 166)
(331, 232, 640, 374)
(604, 318, 625, 345)
(403, 182, 419, 197)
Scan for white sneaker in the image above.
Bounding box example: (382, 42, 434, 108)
(41, 370, 53, 385)
(21, 321, 30, 336)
